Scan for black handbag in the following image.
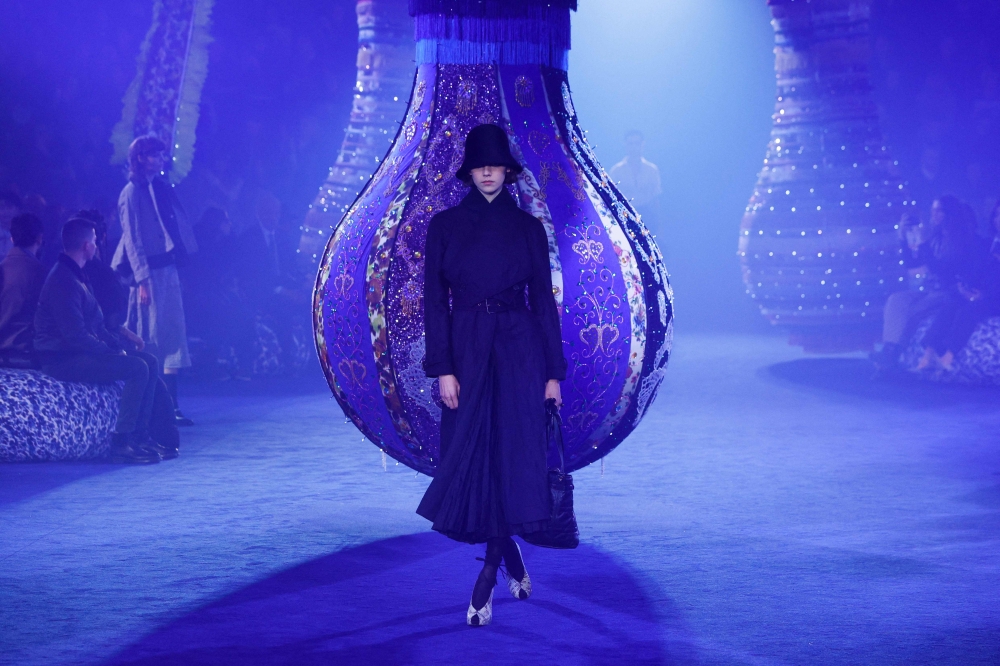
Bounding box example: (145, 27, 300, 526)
(522, 398, 580, 549)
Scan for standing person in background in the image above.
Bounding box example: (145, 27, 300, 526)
(188, 207, 254, 378)
(0, 213, 46, 363)
(609, 130, 663, 231)
(237, 191, 306, 373)
(112, 136, 199, 426)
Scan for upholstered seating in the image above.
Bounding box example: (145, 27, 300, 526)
(901, 316, 1000, 385)
(0, 368, 121, 461)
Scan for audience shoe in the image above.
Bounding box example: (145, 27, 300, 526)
(109, 433, 159, 464)
(174, 409, 195, 427)
(136, 432, 179, 461)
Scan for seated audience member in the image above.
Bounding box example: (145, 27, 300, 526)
(76, 209, 180, 448)
(34, 217, 172, 464)
(0, 191, 23, 261)
(0, 213, 47, 364)
(77, 209, 129, 331)
(237, 191, 308, 371)
(873, 196, 985, 373)
(188, 207, 254, 377)
(918, 227, 1000, 371)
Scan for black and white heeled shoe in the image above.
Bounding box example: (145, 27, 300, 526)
(500, 539, 531, 600)
(467, 568, 495, 627)
(466, 588, 494, 626)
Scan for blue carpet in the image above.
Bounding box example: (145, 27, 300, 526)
(1, 334, 999, 665)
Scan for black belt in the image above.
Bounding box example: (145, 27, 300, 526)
(455, 284, 527, 314)
(456, 297, 526, 314)
(146, 250, 176, 270)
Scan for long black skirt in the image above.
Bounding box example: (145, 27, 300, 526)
(417, 308, 551, 544)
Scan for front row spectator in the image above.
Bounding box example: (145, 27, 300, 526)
(34, 217, 172, 464)
(0, 214, 46, 364)
(917, 200, 1000, 371)
(872, 196, 985, 374)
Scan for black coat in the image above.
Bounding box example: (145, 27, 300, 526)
(236, 223, 298, 307)
(84, 258, 129, 332)
(416, 188, 566, 543)
(34, 254, 121, 356)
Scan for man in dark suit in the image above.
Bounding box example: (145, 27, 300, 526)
(35, 218, 171, 464)
(236, 191, 306, 371)
(0, 214, 47, 363)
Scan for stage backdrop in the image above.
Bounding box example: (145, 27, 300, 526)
(313, 0, 672, 475)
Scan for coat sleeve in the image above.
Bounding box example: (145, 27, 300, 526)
(118, 185, 151, 283)
(422, 215, 454, 377)
(528, 219, 567, 381)
(49, 281, 115, 355)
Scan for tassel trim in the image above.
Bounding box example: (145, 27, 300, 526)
(414, 12, 570, 49)
(416, 39, 568, 67)
(409, 0, 576, 18)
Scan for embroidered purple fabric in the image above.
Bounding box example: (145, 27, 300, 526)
(314, 4, 672, 475)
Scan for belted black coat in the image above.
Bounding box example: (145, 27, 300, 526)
(417, 187, 567, 544)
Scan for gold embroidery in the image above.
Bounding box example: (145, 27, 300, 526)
(515, 75, 535, 107)
(528, 130, 550, 156)
(456, 79, 477, 114)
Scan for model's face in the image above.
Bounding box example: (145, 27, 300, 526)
(626, 136, 643, 160)
(142, 151, 165, 176)
(470, 165, 508, 197)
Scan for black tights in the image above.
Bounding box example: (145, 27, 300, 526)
(472, 538, 504, 610)
(471, 537, 527, 609)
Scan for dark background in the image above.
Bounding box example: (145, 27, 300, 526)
(0, 0, 997, 333)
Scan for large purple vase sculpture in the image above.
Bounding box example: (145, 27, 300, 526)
(740, 0, 908, 352)
(313, 0, 672, 475)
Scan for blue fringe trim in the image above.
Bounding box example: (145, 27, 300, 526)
(415, 12, 570, 49)
(409, 0, 576, 17)
(415, 38, 568, 68)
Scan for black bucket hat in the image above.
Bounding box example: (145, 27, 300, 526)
(455, 124, 524, 184)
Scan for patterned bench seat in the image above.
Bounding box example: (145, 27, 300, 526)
(0, 368, 122, 461)
(902, 316, 1000, 385)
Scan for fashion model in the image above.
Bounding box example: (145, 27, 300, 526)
(417, 124, 567, 626)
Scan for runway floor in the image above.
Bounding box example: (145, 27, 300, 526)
(2, 334, 999, 665)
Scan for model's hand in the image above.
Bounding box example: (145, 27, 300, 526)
(439, 374, 460, 410)
(120, 326, 145, 351)
(545, 379, 562, 408)
(138, 280, 151, 306)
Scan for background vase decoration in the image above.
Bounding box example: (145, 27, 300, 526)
(313, 0, 672, 475)
(297, 0, 414, 270)
(110, 0, 215, 184)
(740, 0, 909, 352)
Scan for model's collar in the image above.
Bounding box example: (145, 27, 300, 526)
(460, 187, 516, 212)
